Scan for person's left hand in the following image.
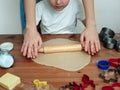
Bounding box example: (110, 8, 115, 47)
(80, 26, 101, 55)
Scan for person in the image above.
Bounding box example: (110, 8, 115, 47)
(21, 0, 100, 58)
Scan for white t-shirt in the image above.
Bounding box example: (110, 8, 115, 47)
(36, 0, 85, 34)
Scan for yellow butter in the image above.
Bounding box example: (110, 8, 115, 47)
(0, 73, 21, 90)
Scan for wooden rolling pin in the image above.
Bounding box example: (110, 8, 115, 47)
(39, 44, 82, 53)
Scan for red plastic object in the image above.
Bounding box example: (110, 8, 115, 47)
(68, 74, 95, 90)
(109, 58, 120, 68)
(102, 82, 120, 90)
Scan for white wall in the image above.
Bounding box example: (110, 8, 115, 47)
(95, 0, 120, 33)
(0, 0, 120, 34)
(0, 0, 22, 34)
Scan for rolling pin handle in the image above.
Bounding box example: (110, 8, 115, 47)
(39, 48, 44, 53)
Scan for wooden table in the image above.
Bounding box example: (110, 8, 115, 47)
(0, 34, 120, 90)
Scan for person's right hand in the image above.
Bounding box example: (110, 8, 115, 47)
(21, 26, 42, 58)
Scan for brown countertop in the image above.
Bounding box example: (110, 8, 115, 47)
(0, 34, 120, 90)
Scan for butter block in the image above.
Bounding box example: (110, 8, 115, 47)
(0, 73, 21, 90)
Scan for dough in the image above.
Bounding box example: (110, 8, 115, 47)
(32, 38, 90, 71)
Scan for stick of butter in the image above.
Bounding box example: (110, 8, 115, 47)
(0, 73, 21, 90)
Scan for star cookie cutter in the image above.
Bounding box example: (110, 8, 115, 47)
(99, 69, 118, 83)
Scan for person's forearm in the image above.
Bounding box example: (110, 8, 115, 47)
(24, 0, 36, 29)
(82, 0, 96, 27)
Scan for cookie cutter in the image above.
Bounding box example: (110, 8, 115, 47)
(103, 36, 117, 49)
(109, 58, 120, 74)
(115, 41, 120, 52)
(102, 82, 120, 90)
(33, 79, 49, 90)
(59, 74, 95, 90)
(99, 27, 115, 41)
(99, 69, 118, 83)
(97, 60, 110, 76)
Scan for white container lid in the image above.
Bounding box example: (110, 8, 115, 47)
(0, 42, 14, 51)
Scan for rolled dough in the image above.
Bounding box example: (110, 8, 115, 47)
(32, 38, 91, 71)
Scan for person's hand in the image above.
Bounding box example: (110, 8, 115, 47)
(80, 26, 101, 55)
(21, 26, 42, 58)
